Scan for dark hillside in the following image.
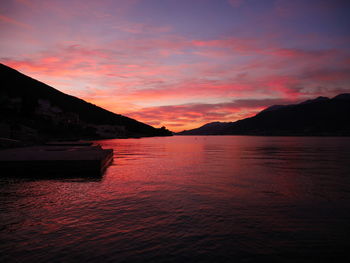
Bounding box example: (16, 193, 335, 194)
(0, 63, 172, 142)
(178, 94, 350, 136)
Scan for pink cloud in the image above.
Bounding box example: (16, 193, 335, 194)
(2, 30, 349, 132)
(15, 0, 33, 7)
(0, 14, 32, 29)
(302, 69, 350, 83)
(112, 21, 172, 34)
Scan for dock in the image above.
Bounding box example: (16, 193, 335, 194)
(0, 143, 113, 177)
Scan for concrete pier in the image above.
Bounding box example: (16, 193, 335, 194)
(0, 143, 113, 176)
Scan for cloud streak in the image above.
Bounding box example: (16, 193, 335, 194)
(0, 14, 31, 29)
(1, 0, 349, 131)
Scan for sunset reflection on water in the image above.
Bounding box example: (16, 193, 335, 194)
(1, 136, 350, 262)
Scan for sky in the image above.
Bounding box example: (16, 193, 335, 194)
(1, 0, 350, 132)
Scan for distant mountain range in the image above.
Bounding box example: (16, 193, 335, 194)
(0, 63, 172, 142)
(177, 94, 350, 136)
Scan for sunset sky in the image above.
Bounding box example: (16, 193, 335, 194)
(1, 0, 350, 131)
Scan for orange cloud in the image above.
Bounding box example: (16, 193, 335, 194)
(124, 98, 296, 132)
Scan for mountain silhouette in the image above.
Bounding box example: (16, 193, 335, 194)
(0, 63, 172, 142)
(178, 94, 350, 136)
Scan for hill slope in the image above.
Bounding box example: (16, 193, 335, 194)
(178, 94, 350, 136)
(0, 63, 171, 141)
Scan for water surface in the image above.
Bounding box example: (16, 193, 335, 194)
(1, 136, 350, 262)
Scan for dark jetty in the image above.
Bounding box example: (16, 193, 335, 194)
(0, 142, 113, 177)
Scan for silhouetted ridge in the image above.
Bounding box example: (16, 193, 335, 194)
(0, 63, 172, 142)
(180, 121, 230, 135)
(178, 94, 350, 136)
(261, 104, 288, 113)
(299, 96, 329, 104)
(333, 93, 350, 101)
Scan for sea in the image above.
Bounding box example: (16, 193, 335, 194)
(1, 136, 350, 262)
